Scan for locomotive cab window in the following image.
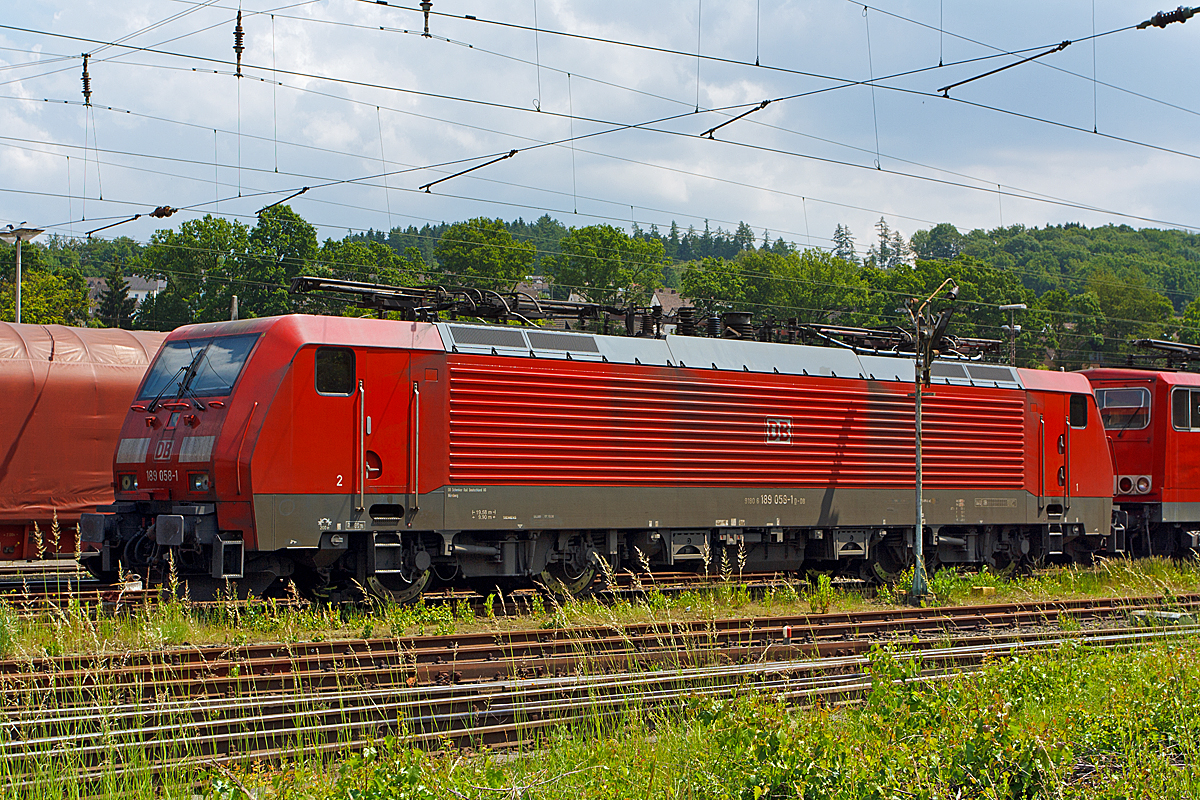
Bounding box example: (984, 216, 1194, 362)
(1171, 388, 1200, 430)
(315, 347, 356, 395)
(1069, 394, 1088, 428)
(138, 334, 259, 400)
(1095, 387, 1151, 431)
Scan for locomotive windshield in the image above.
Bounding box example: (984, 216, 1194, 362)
(138, 334, 259, 400)
(1095, 387, 1151, 431)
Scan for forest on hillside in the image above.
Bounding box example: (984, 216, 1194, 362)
(2, 209, 1199, 370)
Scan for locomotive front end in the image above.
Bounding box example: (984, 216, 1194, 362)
(80, 323, 266, 593)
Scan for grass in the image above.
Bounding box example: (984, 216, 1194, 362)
(0, 555, 1199, 660)
(2, 554, 1200, 796)
(184, 635, 1200, 800)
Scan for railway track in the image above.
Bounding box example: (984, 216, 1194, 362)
(0, 592, 1196, 787)
(0, 569, 825, 619)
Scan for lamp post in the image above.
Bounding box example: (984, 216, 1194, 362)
(0, 225, 45, 324)
(906, 279, 960, 602)
(999, 303, 1026, 366)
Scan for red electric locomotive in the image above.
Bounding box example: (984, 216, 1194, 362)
(1084, 353, 1200, 557)
(80, 289, 1117, 600)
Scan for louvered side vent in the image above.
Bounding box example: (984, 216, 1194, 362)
(526, 331, 600, 352)
(448, 325, 528, 349)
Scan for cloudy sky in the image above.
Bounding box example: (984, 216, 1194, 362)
(2, 1, 1198, 253)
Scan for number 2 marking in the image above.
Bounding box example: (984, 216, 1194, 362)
(336, 474, 343, 487)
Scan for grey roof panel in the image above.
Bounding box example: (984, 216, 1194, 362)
(593, 335, 674, 367)
(858, 355, 915, 383)
(436, 323, 1024, 388)
(666, 336, 864, 377)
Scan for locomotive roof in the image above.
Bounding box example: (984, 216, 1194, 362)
(162, 314, 1089, 394)
(1080, 367, 1200, 387)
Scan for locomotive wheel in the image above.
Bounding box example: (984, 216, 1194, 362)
(80, 555, 120, 585)
(367, 569, 432, 604)
(869, 531, 911, 583)
(540, 557, 599, 598)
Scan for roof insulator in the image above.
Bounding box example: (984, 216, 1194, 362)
(420, 1, 433, 37)
(233, 10, 246, 78)
(81, 53, 92, 106)
(1138, 5, 1198, 28)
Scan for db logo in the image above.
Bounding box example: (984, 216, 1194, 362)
(154, 440, 173, 461)
(766, 417, 792, 444)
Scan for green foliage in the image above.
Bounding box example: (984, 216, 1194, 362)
(96, 263, 137, 329)
(805, 572, 835, 615)
(137, 214, 252, 328)
(864, 216, 911, 269)
(545, 224, 666, 305)
(331, 741, 440, 800)
(680, 255, 745, 312)
(241, 205, 320, 318)
(433, 217, 535, 290)
(0, 602, 15, 657)
(911, 221, 964, 261)
(0, 241, 90, 325)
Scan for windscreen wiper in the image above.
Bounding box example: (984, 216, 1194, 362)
(176, 343, 212, 402)
(147, 365, 189, 413)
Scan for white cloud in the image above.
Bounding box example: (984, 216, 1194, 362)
(0, 0, 1196, 244)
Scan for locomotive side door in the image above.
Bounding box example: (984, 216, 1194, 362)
(355, 348, 412, 511)
(1039, 393, 1067, 511)
(311, 346, 362, 519)
(1040, 392, 1069, 555)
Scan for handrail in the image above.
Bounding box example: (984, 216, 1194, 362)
(1064, 414, 1071, 511)
(235, 401, 258, 496)
(357, 380, 365, 512)
(1038, 414, 1044, 510)
(409, 381, 420, 526)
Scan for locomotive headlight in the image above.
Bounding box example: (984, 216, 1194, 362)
(188, 472, 211, 493)
(118, 473, 137, 492)
(1118, 476, 1134, 494)
(1136, 476, 1152, 494)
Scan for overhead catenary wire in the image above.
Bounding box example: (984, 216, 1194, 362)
(7, 9, 1198, 174)
(2, 3, 1190, 256)
(4, 6, 1195, 266)
(937, 40, 1072, 97)
(8, 11, 1200, 205)
(6, 58, 1200, 247)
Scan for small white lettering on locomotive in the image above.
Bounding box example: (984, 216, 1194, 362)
(745, 494, 805, 505)
(765, 417, 792, 444)
(471, 509, 497, 520)
(144, 469, 179, 483)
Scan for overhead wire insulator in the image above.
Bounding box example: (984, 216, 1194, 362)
(420, 1, 433, 37)
(1138, 5, 1198, 28)
(81, 53, 92, 106)
(149, 206, 178, 219)
(233, 10, 245, 77)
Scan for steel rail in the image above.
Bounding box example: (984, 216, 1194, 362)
(1, 593, 1193, 701)
(3, 624, 1195, 788)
